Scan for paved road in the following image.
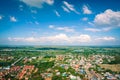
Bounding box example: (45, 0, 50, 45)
(11, 57, 23, 66)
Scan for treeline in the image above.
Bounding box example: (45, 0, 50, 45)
(109, 56, 120, 64)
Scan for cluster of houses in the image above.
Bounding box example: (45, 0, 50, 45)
(53, 54, 120, 80)
(17, 65, 35, 79)
(0, 65, 35, 80)
(0, 66, 20, 80)
(0, 56, 13, 62)
(0, 54, 120, 80)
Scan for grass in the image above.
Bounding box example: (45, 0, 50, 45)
(99, 64, 120, 72)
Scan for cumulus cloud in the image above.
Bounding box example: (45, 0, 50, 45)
(63, 1, 79, 14)
(8, 34, 91, 43)
(85, 28, 101, 32)
(42, 34, 70, 43)
(70, 34, 91, 43)
(8, 34, 116, 44)
(95, 37, 115, 41)
(94, 9, 120, 27)
(83, 5, 92, 14)
(44, 0, 54, 5)
(49, 25, 75, 32)
(54, 10, 60, 17)
(10, 16, 17, 22)
(20, 0, 54, 8)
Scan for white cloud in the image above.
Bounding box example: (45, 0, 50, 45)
(54, 10, 60, 17)
(49, 25, 75, 32)
(61, 6, 70, 13)
(85, 28, 101, 32)
(42, 34, 70, 43)
(8, 34, 91, 43)
(10, 16, 17, 22)
(49, 25, 54, 28)
(95, 37, 115, 41)
(83, 5, 92, 14)
(85, 27, 117, 32)
(88, 22, 94, 26)
(102, 27, 112, 31)
(63, 1, 79, 14)
(82, 17, 88, 21)
(20, 0, 54, 8)
(84, 27, 115, 32)
(8, 34, 117, 45)
(8, 37, 37, 42)
(20, 0, 43, 8)
(70, 34, 91, 43)
(0, 16, 3, 20)
(94, 9, 120, 27)
(44, 0, 54, 5)
(57, 27, 74, 32)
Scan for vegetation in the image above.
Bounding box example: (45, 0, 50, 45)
(0, 46, 120, 80)
(109, 56, 120, 64)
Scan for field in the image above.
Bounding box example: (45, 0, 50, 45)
(99, 64, 120, 72)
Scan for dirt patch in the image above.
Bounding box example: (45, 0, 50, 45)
(99, 64, 120, 72)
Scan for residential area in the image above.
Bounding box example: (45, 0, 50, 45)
(0, 46, 120, 80)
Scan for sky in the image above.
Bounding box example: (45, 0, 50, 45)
(0, 0, 120, 46)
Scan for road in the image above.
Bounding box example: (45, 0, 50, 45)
(11, 57, 23, 66)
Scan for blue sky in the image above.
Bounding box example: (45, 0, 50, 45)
(0, 0, 120, 45)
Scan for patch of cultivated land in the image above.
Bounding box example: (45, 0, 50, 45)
(99, 64, 120, 72)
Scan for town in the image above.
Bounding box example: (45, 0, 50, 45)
(0, 46, 120, 80)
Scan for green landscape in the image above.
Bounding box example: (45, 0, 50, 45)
(0, 46, 120, 80)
